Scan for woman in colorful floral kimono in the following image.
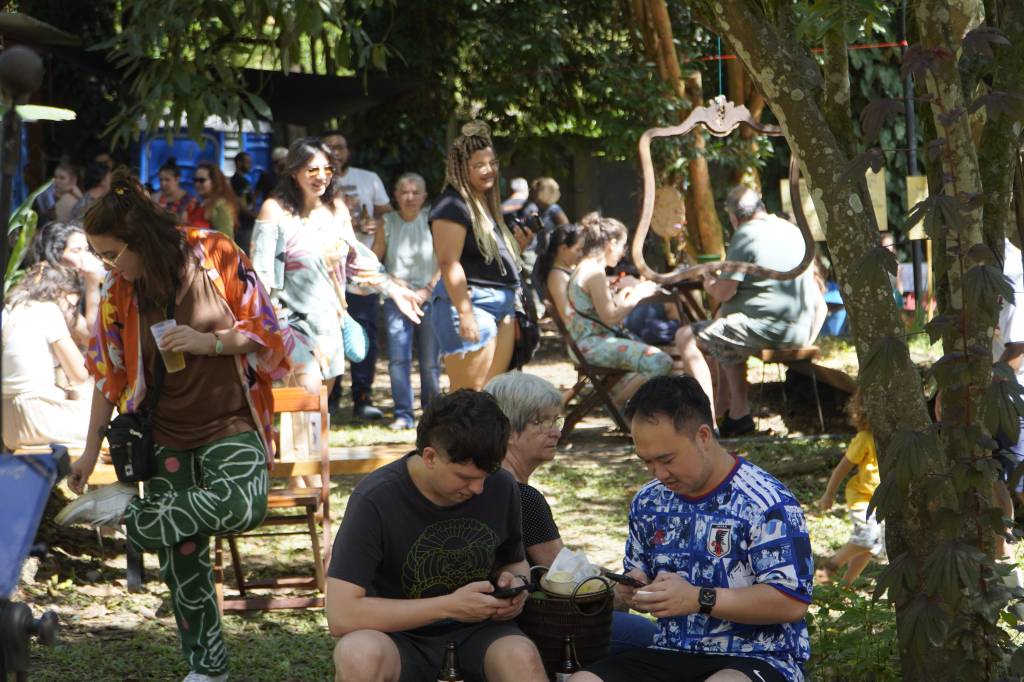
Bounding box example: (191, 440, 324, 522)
(57, 171, 291, 682)
(249, 137, 422, 399)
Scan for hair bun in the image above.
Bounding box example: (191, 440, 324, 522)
(460, 120, 491, 138)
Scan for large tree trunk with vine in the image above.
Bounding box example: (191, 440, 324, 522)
(683, 0, 1020, 678)
(632, 0, 724, 257)
(725, 57, 766, 190)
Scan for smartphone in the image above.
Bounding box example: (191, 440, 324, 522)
(603, 571, 647, 588)
(490, 582, 530, 599)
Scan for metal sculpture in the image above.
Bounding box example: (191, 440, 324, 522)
(631, 95, 816, 285)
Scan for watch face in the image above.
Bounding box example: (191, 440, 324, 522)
(699, 587, 716, 608)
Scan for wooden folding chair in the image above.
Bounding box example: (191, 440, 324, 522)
(546, 292, 630, 443)
(213, 386, 331, 612)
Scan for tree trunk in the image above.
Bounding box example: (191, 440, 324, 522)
(633, 0, 725, 257)
(683, 0, 982, 678)
(681, 0, 1019, 677)
(726, 56, 766, 190)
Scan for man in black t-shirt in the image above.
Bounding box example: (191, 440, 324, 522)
(326, 390, 547, 682)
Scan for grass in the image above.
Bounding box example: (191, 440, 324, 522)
(22, 431, 895, 681)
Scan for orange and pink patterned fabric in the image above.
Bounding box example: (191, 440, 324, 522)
(86, 228, 291, 466)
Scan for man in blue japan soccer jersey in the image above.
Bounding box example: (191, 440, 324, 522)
(572, 376, 813, 682)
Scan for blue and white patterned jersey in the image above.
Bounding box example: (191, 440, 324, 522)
(624, 456, 813, 682)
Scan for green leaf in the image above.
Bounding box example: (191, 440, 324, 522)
(245, 92, 273, 120)
(866, 476, 900, 523)
(849, 245, 898, 294)
(963, 264, 1013, 318)
(897, 595, 950, 657)
(873, 552, 916, 603)
(371, 44, 387, 71)
(860, 335, 908, 387)
(982, 371, 1024, 441)
(923, 314, 959, 344)
(5, 180, 52, 292)
(887, 428, 939, 489)
(924, 542, 981, 605)
(14, 104, 77, 122)
(931, 352, 969, 390)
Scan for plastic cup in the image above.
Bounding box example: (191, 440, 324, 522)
(150, 320, 186, 373)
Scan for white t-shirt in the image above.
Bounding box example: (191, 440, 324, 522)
(2, 301, 71, 398)
(995, 240, 1024, 381)
(337, 166, 390, 249)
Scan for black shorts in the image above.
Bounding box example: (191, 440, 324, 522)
(390, 621, 527, 682)
(584, 648, 789, 682)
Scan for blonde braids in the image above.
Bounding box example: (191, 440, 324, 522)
(444, 121, 521, 275)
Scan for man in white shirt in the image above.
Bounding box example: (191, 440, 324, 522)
(323, 131, 393, 419)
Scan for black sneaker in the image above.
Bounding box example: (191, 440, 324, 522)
(719, 413, 755, 438)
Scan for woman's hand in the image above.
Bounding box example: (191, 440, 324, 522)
(159, 325, 216, 355)
(458, 312, 480, 343)
(389, 286, 424, 324)
(68, 448, 99, 495)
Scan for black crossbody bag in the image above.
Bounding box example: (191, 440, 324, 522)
(107, 293, 175, 483)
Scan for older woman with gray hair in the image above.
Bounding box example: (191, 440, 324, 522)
(484, 370, 657, 655)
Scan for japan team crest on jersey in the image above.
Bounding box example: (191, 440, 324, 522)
(707, 523, 733, 558)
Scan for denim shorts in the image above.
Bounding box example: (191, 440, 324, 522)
(430, 281, 516, 358)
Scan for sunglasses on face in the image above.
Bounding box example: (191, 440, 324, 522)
(305, 165, 335, 179)
(91, 242, 129, 269)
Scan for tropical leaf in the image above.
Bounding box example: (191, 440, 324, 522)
(4, 180, 52, 292)
(962, 26, 1011, 59)
(13, 104, 77, 122)
(859, 98, 903, 144)
(963, 264, 1013, 318)
(849, 245, 898, 296)
(887, 428, 939, 489)
(860, 335, 907, 388)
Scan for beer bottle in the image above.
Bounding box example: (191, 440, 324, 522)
(437, 640, 464, 682)
(556, 634, 580, 680)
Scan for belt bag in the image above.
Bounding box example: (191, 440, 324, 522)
(107, 412, 156, 483)
(107, 291, 175, 484)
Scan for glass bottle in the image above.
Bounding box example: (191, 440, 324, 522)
(556, 634, 580, 680)
(437, 640, 464, 682)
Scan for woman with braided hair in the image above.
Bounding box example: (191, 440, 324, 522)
(429, 121, 532, 390)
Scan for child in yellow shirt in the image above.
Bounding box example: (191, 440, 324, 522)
(815, 391, 886, 583)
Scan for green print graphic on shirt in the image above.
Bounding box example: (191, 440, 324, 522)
(401, 519, 498, 597)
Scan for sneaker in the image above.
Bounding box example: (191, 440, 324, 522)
(353, 403, 385, 420)
(182, 672, 228, 682)
(388, 418, 414, 431)
(719, 413, 756, 438)
(54, 482, 138, 528)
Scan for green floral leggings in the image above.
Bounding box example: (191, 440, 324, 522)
(124, 430, 268, 676)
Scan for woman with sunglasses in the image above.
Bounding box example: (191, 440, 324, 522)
(250, 137, 422, 402)
(57, 171, 290, 682)
(192, 162, 240, 240)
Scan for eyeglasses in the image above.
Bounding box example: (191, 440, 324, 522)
(93, 242, 129, 269)
(305, 165, 335, 179)
(528, 415, 565, 430)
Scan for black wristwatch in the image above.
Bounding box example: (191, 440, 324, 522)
(698, 587, 717, 615)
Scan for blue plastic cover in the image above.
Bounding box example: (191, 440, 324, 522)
(0, 453, 59, 599)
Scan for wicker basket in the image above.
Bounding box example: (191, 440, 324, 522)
(517, 576, 614, 676)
